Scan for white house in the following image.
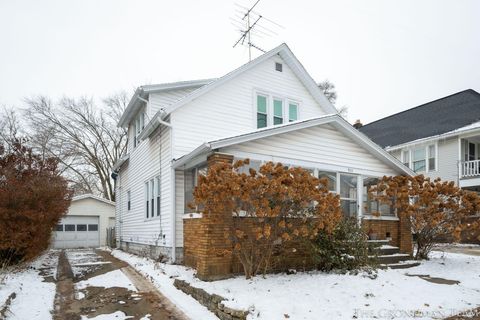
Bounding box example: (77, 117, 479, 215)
(360, 89, 480, 192)
(113, 43, 414, 262)
(53, 194, 116, 248)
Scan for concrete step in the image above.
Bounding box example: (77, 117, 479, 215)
(377, 246, 400, 255)
(376, 253, 411, 265)
(367, 240, 390, 247)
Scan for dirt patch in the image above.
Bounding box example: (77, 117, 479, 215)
(54, 249, 189, 320)
(406, 273, 461, 285)
(445, 307, 480, 319)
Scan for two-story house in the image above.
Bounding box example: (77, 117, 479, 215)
(360, 89, 480, 192)
(113, 43, 413, 276)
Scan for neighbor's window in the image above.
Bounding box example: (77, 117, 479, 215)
(412, 147, 426, 172)
(257, 95, 268, 129)
(65, 224, 75, 232)
(273, 99, 283, 125)
(428, 144, 436, 171)
(56, 224, 63, 232)
(77, 224, 87, 232)
(401, 150, 410, 168)
(88, 224, 98, 231)
(288, 103, 298, 122)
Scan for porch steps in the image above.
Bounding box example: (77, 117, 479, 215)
(367, 240, 419, 269)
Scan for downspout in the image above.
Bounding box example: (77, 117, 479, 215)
(170, 118, 176, 263)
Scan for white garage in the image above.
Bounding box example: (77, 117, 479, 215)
(53, 194, 115, 249)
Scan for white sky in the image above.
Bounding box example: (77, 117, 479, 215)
(1, 0, 479, 124)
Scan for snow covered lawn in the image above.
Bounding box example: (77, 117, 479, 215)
(112, 249, 480, 320)
(0, 250, 58, 320)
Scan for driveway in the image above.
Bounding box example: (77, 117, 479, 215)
(53, 249, 189, 320)
(433, 244, 480, 257)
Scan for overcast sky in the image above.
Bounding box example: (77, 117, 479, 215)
(1, 0, 479, 124)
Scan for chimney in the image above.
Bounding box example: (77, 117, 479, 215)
(353, 119, 363, 129)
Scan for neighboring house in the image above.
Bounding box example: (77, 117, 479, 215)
(53, 194, 116, 249)
(113, 43, 414, 275)
(359, 89, 480, 192)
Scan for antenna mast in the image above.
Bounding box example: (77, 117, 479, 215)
(232, 0, 283, 61)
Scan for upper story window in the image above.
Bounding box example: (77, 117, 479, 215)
(133, 112, 145, 148)
(401, 144, 436, 173)
(256, 93, 299, 129)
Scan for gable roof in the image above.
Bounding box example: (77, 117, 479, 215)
(118, 78, 215, 127)
(359, 89, 480, 148)
(72, 194, 115, 206)
(173, 115, 414, 176)
(119, 43, 338, 129)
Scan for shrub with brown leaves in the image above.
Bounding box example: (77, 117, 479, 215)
(369, 175, 480, 259)
(192, 159, 342, 279)
(0, 139, 72, 265)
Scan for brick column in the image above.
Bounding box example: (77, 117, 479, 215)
(188, 153, 234, 280)
(398, 211, 413, 254)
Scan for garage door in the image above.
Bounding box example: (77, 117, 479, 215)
(53, 216, 100, 249)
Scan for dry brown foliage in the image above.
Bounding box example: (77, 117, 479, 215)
(192, 159, 342, 278)
(369, 175, 480, 259)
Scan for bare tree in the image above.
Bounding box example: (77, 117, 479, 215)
(0, 107, 21, 148)
(318, 80, 348, 118)
(24, 92, 128, 201)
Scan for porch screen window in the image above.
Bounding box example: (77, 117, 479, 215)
(339, 174, 357, 218)
(184, 166, 207, 213)
(412, 148, 426, 172)
(273, 99, 283, 125)
(288, 103, 298, 122)
(317, 171, 336, 192)
(363, 177, 394, 216)
(257, 95, 268, 128)
(428, 145, 436, 171)
(156, 176, 161, 217)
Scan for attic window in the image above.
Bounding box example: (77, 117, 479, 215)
(275, 62, 283, 72)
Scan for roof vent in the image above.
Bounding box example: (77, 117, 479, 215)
(275, 62, 283, 72)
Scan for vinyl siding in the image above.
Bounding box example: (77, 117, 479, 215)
(116, 123, 172, 247)
(148, 87, 201, 118)
(170, 55, 331, 159)
(221, 124, 399, 177)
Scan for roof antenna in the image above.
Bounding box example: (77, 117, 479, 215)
(232, 0, 284, 61)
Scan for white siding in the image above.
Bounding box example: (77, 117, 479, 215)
(148, 87, 200, 118)
(433, 137, 459, 183)
(171, 55, 331, 158)
(221, 124, 399, 177)
(117, 123, 172, 247)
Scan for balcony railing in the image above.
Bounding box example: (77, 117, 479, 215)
(461, 160, 480, 178)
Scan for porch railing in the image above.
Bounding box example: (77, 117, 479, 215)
(460, 160, 480, 178)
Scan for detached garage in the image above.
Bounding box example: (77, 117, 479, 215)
(53, 194, 115, 249)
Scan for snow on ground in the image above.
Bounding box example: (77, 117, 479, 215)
(0, 251, 58, 320)
(80, 311, 133, 319)
(112, 249, 480, 320)
(66, 249, 105, 278)
(75, 269, 137, 291)
(110, 249, 218, 320)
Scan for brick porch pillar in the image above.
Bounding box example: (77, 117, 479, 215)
(398, 211, 413, 254)
(193, 153, 235, 280)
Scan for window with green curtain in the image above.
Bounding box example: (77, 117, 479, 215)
(289, 103, 298, 122)
(273, 99, 283, 125)
(257, 95, 267, 128)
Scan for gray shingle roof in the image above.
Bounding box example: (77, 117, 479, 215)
(359, 89, 480, 148)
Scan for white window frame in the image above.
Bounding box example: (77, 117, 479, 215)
(254, 90, 301, 129)
(400, 143, 437, 173)
(155, 176, 161, 217)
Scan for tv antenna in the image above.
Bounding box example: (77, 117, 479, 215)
(232, 0, 284, 61)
